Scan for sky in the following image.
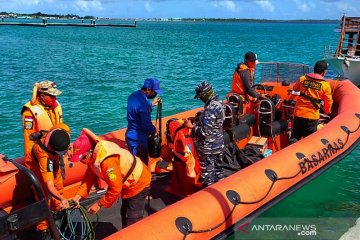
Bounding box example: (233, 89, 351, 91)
(0, 0, 359, 20)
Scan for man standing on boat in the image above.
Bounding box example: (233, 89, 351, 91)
(70, 128, 151, 228)
(28, 123, 71, 239)
(184, 81, 225, 187)
(126, 78, 163, 165)
(291, 60, 333, 140)
(231, 51, 267, 100)
(22, 80, 63, 170)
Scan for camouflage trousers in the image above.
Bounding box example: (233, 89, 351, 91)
(198, 153, 225, 187)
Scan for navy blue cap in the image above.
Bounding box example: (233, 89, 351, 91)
(143, 78, 163, 95)
(244, 51, 257, 62)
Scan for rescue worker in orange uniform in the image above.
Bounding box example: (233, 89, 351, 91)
(22, 80, 63, 170)
(30, 123, 71, 239)
(231, 51, 267, 100)
(70, 128, 151, 228)
(291, 60, 333, 140)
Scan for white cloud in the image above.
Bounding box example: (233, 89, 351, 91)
(74, 0, 103, 12)
(255, 0, 275, 12)
(211, 0, 238, 12)
(293, 0, 313, 13)
(145, 1, 154, 12)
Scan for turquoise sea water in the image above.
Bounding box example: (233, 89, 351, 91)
(0, 21, 359, 239)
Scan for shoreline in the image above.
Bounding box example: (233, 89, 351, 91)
(0, 12, 340, 24)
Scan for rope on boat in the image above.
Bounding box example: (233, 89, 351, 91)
(180, 169, 302, 239)
(180, 205, 237, 240)
(54, 200, 97, 240)
(303, 115, 360, 163)
(178, 114, 360, 239)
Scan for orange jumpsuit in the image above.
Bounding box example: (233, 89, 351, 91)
(31, 136, 64, 231)
(293, 73, 333, 120)
(76, 153, 151, 207)
(74, 131, 151, 227)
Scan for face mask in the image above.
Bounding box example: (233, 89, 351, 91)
(147, 92, 157, 99)
(39, 94, 56, 107)
(199, 94, 208, 103)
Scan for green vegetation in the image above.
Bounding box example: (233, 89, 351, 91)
(0, 11, 95, 19)
(0, 12, 339, 23)
(181, 18, 340, 23)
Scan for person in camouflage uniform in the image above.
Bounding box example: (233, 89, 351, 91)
(184, 81, 225, 187)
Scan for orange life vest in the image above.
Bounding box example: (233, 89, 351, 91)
(22, 100, 63, 168)
(22, 101, 63, 131)
(167, 119, 200, 178)
(83, 128, 143, 188)
(231, 63, 254, 96)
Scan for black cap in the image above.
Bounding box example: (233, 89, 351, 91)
(244, 51, 257, 62)
(48, 129, 70, 155)
(314, 60, 328, 74)
(194, 81, 212, 99)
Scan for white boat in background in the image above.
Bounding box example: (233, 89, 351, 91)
(324, 16, 360, 87)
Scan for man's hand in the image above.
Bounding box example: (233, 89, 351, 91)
(70, 195, 81, 208)
(152, 97, 162, 107)
(60, 199, 70, 210)
(87, 202, 101, 215)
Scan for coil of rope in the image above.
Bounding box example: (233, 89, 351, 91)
(54, 200, 96, 240)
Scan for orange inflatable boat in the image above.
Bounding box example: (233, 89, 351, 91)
(0, 62, 359, 240)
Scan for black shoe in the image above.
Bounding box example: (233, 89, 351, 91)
(41, 230, 52, 240)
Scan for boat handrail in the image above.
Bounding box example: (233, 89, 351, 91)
(255, 62, 310, 84)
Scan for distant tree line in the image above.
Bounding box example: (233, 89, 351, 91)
(0, 11, 95, 19)
(0, 12, 339, 23)
(181, 18, 339, 23)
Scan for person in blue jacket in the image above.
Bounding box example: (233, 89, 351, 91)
(126, 78, 163, 165)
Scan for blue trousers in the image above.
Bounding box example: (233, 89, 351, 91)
(126, 139, 149, 165)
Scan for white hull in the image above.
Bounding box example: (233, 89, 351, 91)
(325, 57, 360, 86)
